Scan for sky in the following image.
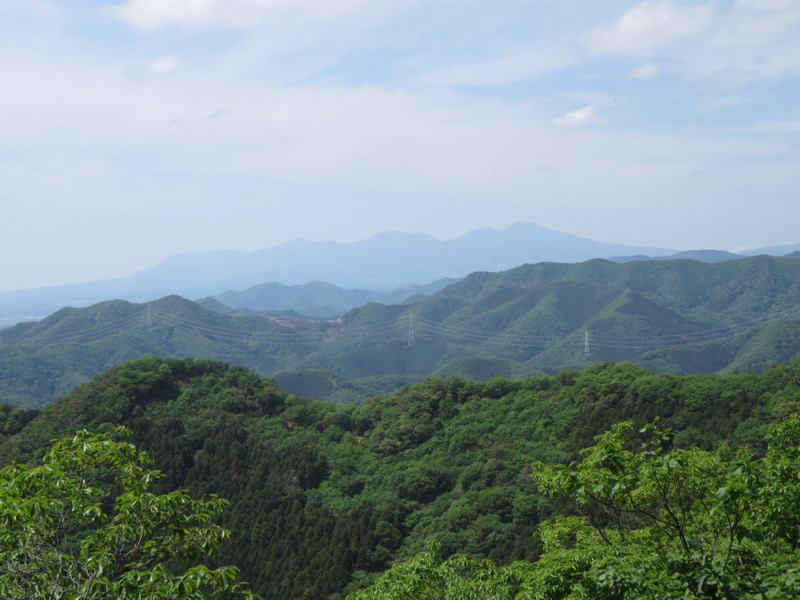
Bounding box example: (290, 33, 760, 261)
(1, 0, 799, 291)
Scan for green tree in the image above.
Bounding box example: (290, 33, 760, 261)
(531, 417, 800, 598)
(0, 428, 258, 599)
(346, 541, 534, 600)
(351, 417, 800, 599)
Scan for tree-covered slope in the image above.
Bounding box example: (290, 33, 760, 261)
(1, 357, 799, 598)
(352, 415, 800, 599)
(2, 255, 800, 408)
(300, 254, 800, 379)
(200, 278, 456, 319)
(0, 295, 324, 408)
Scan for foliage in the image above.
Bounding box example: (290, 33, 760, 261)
(0, 428, 257, 599)
(352, 416, 800, 599)
(1, 357, 800, 597)
(528, 416, 800, 598)
(272, 369, 415, 404)
(346, 541, 535, 599)
(0, 296, 321, 408)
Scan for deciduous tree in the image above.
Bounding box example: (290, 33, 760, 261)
(0, 428, 258, 599)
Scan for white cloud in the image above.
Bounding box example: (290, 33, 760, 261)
(751, 120, 800, 133)
(418, 49, 573, 88)
(149, 54, 181, 75)
(586, 1, 717, 53)
(0, 0, 63, 22)
(552, 105, 606, 127)
(683, 7, 800, 81)
(207, 108, 233, 121)
(106, 0, 407, 30)
(734, 0, 795, 11)
(2, 0, 800, 289)
(719, 0, 800, 43)
(628, 62, 661, 79)
(583, 1, 800, 82)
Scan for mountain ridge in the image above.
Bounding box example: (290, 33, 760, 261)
(3, 254, 800, 408)
(0, 222, 677, 324)
(198, 278, 458, 319)
(2, 223, 798, 328)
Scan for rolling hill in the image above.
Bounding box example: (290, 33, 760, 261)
(288, 254, 800, 383)
(198, 278, 456, 319)
(0, 223, 675, 324)
(1, 357, 798, 597)
(1, 254, 800, 408)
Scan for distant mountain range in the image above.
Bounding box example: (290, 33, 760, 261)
(1, 222, 674, 323)
(2, 253, 800, 408)
(197, 278, 457, 319)
(3, 222, 797, 327)
(609, 249, 746, 264)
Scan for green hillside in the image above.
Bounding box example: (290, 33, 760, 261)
(1, 357, 799, 597)
(298, 255, 800, 380)
(2, 255, 800, 408)
(200, 278, 456, 319)
(0, 296, 323, 408)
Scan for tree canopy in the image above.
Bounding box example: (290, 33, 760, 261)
(352, 415, 800, 599)
(2, 357, 800, 597)
(0, 428, 258, 599)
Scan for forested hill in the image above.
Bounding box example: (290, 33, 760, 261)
(1, 357, 799, 598)
(0, 295, 334, 408)
(199, 278, 457, 319)
(2, 254, 800, 408)
(295, 253, 800, 380)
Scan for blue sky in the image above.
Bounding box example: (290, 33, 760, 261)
(1, 0, 799, 290)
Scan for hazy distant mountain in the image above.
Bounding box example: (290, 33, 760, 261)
(2, 222, 797, 327)
(0, 223, 675, 323)
(741, 243, 800, 256)
(117, 222, 678, 293)
(610, 249, 746, 264)
(198, 278, 458, 319)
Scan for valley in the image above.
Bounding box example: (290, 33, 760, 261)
(2, 230, 800, 597)
(2, 254, 800, 409)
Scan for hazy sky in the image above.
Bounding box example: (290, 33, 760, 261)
(1, 0, 799, 290)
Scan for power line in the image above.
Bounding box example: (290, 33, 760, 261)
(3, 310, 149, 345)
(3, 302, 800, 358)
